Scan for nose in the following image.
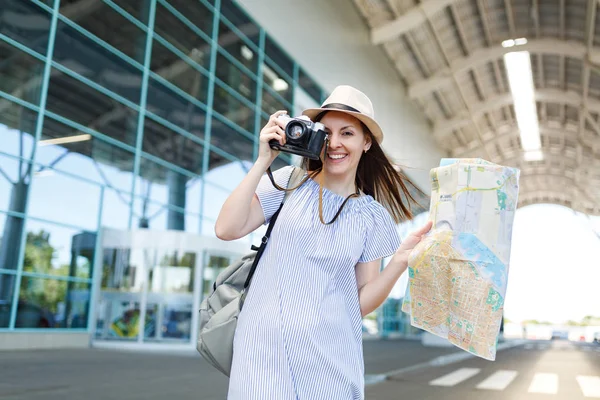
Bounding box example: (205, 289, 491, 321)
(328, 132, 341, 149)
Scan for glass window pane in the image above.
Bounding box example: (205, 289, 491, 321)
(149, 39, 210, 104)
(142, 118, 204, 174)
(205, 160, 249, 190)
(212, 90, 255, 133)
(219, 0, 259, 46)
(0, 273, 16, 328)
(52, 20, 144, 104)
(201, 254, 232, 300)
(60, 1, 148, 64)
(0, 1, 50, 55)
(262, 87, 290, 116)
(218, 27, 258, 75)
(22, 220, 95, 280)
(36, 125, 136, 193)
(154, 0, 213, 42)
(264, 36, 294, 79)
(101, 187, 131, 230)
(0, 212, 24, 273)
(28, 168, 101, 231)
(17, 276, 91, 329)
(299, 68, 323, 103)
(202, 182, 230, 222)
(0, 43, 46, 107)
(45, 68, 140, 147)
(134, 156, 201, 227)
(107, 1, 149, 25)
(209, 118, 255, 164)
(145, 78, 208, 139)
(262, 63, 293, 105)
(0, 103, 37, 159)
(215, 53, 256, 102)
(0, 152, 30, 215)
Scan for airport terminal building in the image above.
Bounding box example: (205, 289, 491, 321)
(0, 0, 440, 350)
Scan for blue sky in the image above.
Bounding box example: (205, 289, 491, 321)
(1, 125, 599, 324)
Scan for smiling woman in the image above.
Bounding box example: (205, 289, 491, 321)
(215, 85, 433, 400)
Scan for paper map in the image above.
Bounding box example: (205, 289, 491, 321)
(402, 158, 520, 360)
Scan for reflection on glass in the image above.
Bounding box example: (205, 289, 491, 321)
(135, 155, 200, 219)
(100, 1, 147, 25)
(202, 254, 231, 299)
(101, 248, 141, 292)
(28, 168, 101, 231)
(0, 207, 25, 274)
(101, 187, 131, 230)
(65, 1, 148, 63)
(262, 61, 292, 105)
(153, 2, 213, 78)
(36, 124, 136, 193)
(142, 115, 204, 173)
(145, 250, 195, 341)
(17, 276, 91, 329)
(203, 182, 231, 222)
(148, 40, 210, 105)
(96, 248, 143, 340)
(0, 1, 50, 55)
(0, 48, 45, 110)
(220, 0, 260, 46)
(21, 221, 95, 280)
(262, 86, 290, 116)
(52, 20, 144, 104)
(0, 273, 15, 328)
(299, 68, 323, 104)
(46, 68, 140, 146)
(148, 251, 195, 293)
(155, 0, 213, 41)
(215, 53, 256, 103)
(213, 91, 255, 134)
(264, 36, 294, 79)
(210, 113, 255, 158)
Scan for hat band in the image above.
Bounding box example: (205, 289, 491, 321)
(322, 103, 361, 114)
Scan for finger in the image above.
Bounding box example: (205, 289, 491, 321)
(409, 220, 433, 238)
(269, 110, 288, 123)
(260, 132, 284, 145)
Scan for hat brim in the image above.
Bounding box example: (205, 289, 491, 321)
(302, 108, 384, 144)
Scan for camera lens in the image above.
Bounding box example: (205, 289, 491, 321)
(286, 122, 305, 140)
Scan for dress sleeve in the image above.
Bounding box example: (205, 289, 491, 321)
(359, 202, 401, 263)
(255, 165, 294, 225)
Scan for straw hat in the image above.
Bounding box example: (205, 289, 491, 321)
(302, 85, 384, 143)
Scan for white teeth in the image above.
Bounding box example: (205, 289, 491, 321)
(328, 154, 347, 160)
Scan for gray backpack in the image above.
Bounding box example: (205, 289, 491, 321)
(197, 166, 305, 376)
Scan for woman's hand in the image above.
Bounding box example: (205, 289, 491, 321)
(393, 220, 433, 267)
(257, 110, 288, 167)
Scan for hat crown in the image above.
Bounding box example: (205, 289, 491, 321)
(321, 85, 375, 119)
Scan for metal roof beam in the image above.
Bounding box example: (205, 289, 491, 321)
(408, 39, 600, 98)
(433, 88, 600, 139)
(371, 0, 458, 45)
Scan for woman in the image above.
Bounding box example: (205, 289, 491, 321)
(215, 85, 432, 399)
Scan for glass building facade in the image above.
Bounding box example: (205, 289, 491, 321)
(0, 0, 325, 339)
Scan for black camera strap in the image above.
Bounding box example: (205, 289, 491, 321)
(244, 167, 304, 289)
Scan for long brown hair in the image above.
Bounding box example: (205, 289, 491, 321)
(302, 113, 424, 224)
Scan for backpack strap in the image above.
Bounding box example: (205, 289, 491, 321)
(243, 166, 305, 289)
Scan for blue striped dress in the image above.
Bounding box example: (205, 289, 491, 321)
(228, 166, 401, 399)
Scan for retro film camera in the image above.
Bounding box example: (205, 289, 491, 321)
(269, 114, 328, 160)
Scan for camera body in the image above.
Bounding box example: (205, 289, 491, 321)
(269, 114, 327, 160)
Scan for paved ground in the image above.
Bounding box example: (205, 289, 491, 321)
(366, 340, 600, 399)
(0, 338, 456, 400)
(1, 338, 597, 399)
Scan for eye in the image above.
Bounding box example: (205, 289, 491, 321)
(342, 131, 354, 136)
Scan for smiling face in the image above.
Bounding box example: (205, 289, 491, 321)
(319, 111, 372, 179)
